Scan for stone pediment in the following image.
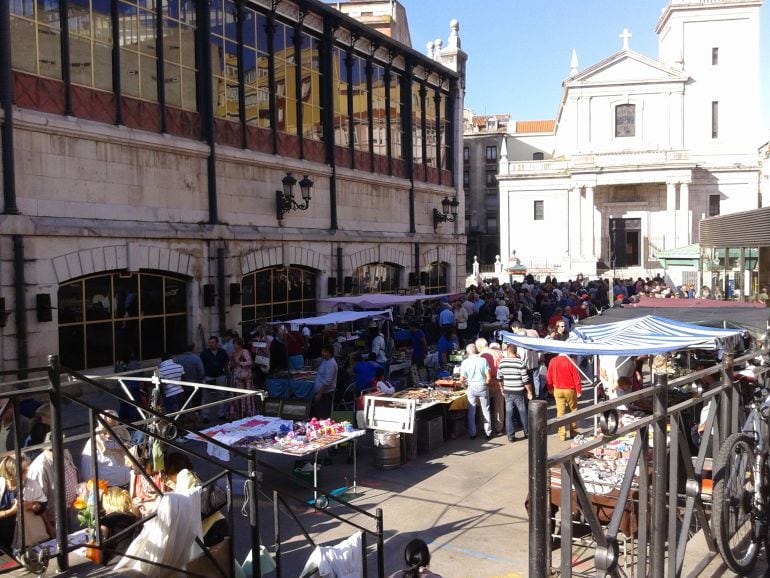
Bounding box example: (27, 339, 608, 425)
(567, 50, 688, 86)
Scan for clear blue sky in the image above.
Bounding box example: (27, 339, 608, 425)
(401, 0, 770, 130)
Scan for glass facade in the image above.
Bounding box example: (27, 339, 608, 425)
(7, 1, 453, 177)
(300, 32, 322, 140)
(119, 0, 159, 103)
(411, 79, 423, 165)
(211, 0, 238, 119)
(58, 271, 188, 370)
(425, 83, 437, 168)
(162, 0, 196, 110)
(351, 53, 368, 153)
(332, 46, 349, 146)
(274, 21, 297, 134)
(69, 0, 113, 91)
(371, 62, 386, 156)
(390, 69, 403, 159)
(242, 7, 269, 128)
(241, 266, 317, 334)
(439, 89, 449, 170)
(10, 0, 62, 79)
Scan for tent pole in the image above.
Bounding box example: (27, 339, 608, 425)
(593, 354, 600, 435)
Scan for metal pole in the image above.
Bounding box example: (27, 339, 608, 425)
(248, 449, 262, 578)
(0, 0, 19, 215)
(721, 353, 736, 436)
(650, 372, 668, 577)
(12, 235, 28, 379)
(376, 507, 384, 578)
(217, 247, 226, 336)
(47, 355, 69, 571)
(528, 400, 548, 577)
(273, 490, 281, 578)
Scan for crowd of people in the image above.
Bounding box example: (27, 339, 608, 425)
(1, 270, 751, 569)
(0, 401, 229, 572)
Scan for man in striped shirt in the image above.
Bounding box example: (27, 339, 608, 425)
(497, 344, 533, 442)
(159, 353, 185, 416)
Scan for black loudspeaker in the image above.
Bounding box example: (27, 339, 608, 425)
(343, 276, 353, 294)
(229, 283, 241, 305)
(327, 277, 337, 296)
(420, 272, 429, 286)
(0, 297, 6, 328)
(408, 272, 418, 287)
(203, 284, 216, 307)
(36, 293, 52, 322)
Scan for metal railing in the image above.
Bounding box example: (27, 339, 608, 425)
(0, 355, 385, 577)
(273, 490, 384, 577)
(528, 347, 770, 577)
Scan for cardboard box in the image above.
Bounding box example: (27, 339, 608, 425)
(418, 416, 444, 453)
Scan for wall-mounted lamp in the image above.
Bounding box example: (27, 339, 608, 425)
(432, 196, 459, 232)
(276, 173, 313, 221)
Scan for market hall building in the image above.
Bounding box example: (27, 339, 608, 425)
(497, 0, 765, 280)
(0, 0, 468, 373)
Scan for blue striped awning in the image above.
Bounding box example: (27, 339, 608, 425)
(499, 315, 741, 356)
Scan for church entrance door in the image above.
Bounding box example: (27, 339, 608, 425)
(609, 218, 641, 268)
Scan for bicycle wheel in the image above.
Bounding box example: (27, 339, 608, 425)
(712, 432, 762, 574)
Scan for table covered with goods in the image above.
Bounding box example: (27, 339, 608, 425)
(190, 415, 361, 460)
(189, 415, 364, 503)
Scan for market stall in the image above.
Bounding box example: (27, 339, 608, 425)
(361, 378, 468, 463)
(264, 310, 394, 400)
(506, 315, 742, 564)
(500, 314, 742, 430)
(188, 415, 364, 503)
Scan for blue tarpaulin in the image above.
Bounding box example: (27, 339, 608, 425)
(499, 315, 741, 356)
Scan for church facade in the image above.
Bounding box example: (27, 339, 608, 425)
(498, 0, 764, 280)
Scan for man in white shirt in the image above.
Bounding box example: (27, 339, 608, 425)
(494, 299, 511, 324)
(370, 326, 390, 377)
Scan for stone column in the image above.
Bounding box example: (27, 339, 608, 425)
(679, 182, 690, 245)
(666, 182, 677, 250)
(499, 186, 510, 266)
(569, 186, 582, 259)
(584, 186, 595, 258)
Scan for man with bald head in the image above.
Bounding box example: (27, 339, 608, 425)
(459, 343, 492, 441)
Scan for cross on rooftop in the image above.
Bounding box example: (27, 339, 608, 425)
(620, 28, 632, 50)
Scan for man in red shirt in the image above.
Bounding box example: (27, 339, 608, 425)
(546, 353, 582, 441)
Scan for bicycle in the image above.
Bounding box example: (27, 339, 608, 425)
(712, 369, 770, 573)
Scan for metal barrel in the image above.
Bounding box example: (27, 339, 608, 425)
(373, 430, 402, 470)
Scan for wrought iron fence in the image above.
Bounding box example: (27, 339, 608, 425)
(528, 347, 770, 577)
(0, 355, 385, 577)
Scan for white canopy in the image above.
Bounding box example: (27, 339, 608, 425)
(271, 309, 393, 326)
(500, 315, 742, 356)
(318, 292, 458, 309)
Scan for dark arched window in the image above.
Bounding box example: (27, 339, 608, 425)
(241, 266, 317, 333)
(615, 104, 635, 137)
(353, 263, 401, 294)
(425, 262, 448, 295)
(58, 271, 188, 370)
